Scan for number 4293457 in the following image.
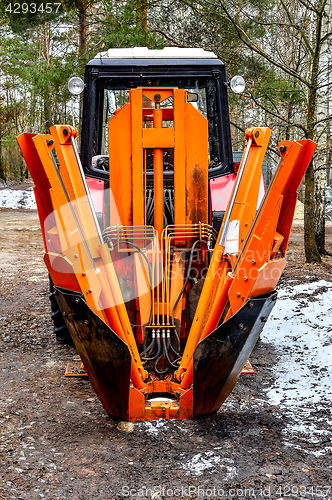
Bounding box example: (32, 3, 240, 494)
(5, 3, 61, 14)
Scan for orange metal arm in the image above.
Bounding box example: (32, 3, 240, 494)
(99, 243, 148, 386)
(277, 140, 317, 255)
(175, 127, 271, 384)
(226, 139, 317, 318)
(19, 131, 149, 389)
(179, 139, 316, 391)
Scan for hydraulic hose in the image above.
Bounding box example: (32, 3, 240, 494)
(141, 330, 156, 357)
(171, 239, 208, 326)
(163, 332, 180, 369)
(103, 236, 154, 326)
(143, 330, 161, 362)
(154, 353, 169, 375)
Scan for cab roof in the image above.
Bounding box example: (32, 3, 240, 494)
(93, 47, 218, 60)
(87, 46, 224, 68)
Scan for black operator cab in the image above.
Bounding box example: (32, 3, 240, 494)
(67, 47, 245, 230)
(79, 47, 236, 183)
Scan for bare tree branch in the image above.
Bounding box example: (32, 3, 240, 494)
(216, 0, 311, 87)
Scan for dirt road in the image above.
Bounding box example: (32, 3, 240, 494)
(1, 208, 332, 500)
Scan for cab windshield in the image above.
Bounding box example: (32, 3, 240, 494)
(91, 77, 222, 173)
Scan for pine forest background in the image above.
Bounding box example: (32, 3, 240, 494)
(1, 0, 332, 263)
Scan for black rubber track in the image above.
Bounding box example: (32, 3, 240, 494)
(49, 277, 73, 344)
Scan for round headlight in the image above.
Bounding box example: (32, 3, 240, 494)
(229, 75, 246, 94)
(67, 76, 84, 95)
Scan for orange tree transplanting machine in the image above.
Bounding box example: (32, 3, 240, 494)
(17, 47, 316, 421)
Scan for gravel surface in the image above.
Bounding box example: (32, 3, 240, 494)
(1, 207, 332, 500)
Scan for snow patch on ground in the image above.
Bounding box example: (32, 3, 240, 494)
(181, 451, 237, 478)
(0, 188, 36, 209)
(262, 280, 332, 409)
(262, 280, 332, 455)
(137, 419, 169, 436)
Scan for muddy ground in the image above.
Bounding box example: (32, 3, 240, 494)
(1, 205, 332, 500)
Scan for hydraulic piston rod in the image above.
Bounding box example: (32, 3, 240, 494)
(153, 103, 164, 240)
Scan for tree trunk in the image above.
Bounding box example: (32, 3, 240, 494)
(0, 93, 6, 182)
(136, 0, 148, 32)
(78, 0, 88, 140)
(304, 11, 323, 264)
(78, 0, 87, 58)
(44, 95, 53, 134)
(304, 162, 321, 262)
(315, 41, 332, 255)
(285, 102, 293, 141)
(314, 166, 327, 254)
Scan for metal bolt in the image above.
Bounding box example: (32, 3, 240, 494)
(248, 302, 254, 308)
(63, 128, 68, 136)
(244, 276, 248, 281)
(255, 130, 259, 138)
(46, 139, 54, 146)
(89, 289, 93, 293)
(261, 316, 267, 323)
(82, 272, 86, 276)
(252, 260, 256, 264)
(63, 311, 66, 316)
(75, 298, 80, 304)
(236, 292, 241, 297)
(279, 145, 287, 153)
(84, 320, 89, 326)
(245, 222, 248, 226)
(154, 93, 161, 102)
(238, 323, 244, 330)
(74, 254, 78, 258)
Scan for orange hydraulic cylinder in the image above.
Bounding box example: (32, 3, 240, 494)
(174, 246, 231, 383)
(97, 270, 126, 334)
(153, 107, 164, 239)
(199, 271, 234, 341)
(98, 243, 148, 388)
(180, 271, 234, 389)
